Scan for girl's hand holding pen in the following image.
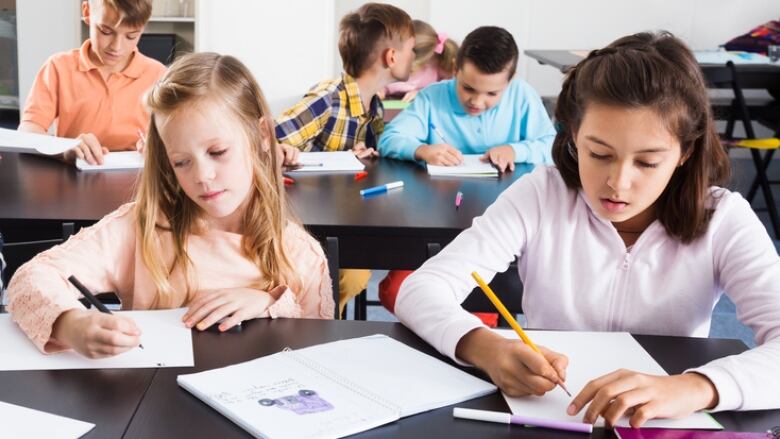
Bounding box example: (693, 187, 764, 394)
(51, 309, 141, 358)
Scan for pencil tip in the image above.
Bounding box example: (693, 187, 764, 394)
(139, 344, 145, 350)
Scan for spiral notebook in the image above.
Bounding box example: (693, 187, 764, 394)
(177, 334, 496, 439)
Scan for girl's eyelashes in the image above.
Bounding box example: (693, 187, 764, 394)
(589, 151, 660, 169)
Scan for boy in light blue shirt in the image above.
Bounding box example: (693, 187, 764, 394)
(378, 26, 555, 172)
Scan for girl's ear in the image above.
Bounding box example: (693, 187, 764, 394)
(258, 116, 272, 152)
(81, 0, 91, 25)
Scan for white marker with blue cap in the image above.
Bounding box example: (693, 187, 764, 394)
(360, 181, 404, 197)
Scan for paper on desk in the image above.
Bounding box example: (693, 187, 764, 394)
(285, 151, 365, 172)
(0, 308, 193, 370)
(0, 127, 80, 155)
(497, 330, 722, 430)
(76, 150, 144, 171)
(427, 154, 499, 177)
(0, 401, 94, 439)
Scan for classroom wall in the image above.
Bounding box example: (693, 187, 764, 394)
(428, 0, 780, 97)
(197, 0, 336, 115)
(16, 0, 80, 110)
(14, 0, 780, 115)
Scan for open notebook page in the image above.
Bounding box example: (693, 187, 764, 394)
(427, 154, 499, 177)
(286, 151, 365, 173)
(76, 150, 144, 171)
(299, 334, 496, 417)
(497, 330, 722, 430)
(178, 348, 397, 439)
(0, 308, 193, 370)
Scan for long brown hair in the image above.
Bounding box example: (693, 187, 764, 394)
(135, 52, 299, 307)
(552, 31, 731, 243)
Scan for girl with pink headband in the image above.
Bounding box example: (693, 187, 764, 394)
(383, 20, 458, 102)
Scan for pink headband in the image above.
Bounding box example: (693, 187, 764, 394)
(434, 32, 448, 54)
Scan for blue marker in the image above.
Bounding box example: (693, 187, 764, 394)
(360, 180, 404, 197)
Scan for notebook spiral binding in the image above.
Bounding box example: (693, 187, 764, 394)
(281, 347, 401, 415)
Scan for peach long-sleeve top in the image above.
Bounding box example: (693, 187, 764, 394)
(7, 203, 334, 353)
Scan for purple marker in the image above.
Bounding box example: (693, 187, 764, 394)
(453, 407, 593, 434)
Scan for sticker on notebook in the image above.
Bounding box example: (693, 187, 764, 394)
(258, 389, 334, 415)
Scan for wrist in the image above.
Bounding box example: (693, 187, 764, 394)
(684, 372, 719, 410)
(455, 327, 499, 368)
(51, 309, 82, 346)
(413, 144, 428, 161)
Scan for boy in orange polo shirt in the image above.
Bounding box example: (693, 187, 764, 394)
(18, 0, 165, 165)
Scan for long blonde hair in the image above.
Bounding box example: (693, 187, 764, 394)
(411, 20, 458, 75)
(135, 52, 298, 307)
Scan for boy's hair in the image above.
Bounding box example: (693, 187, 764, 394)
(411, 20, 458, 74)
(89, 0, 152, 28)
(456, 26, 518, 78)
(136, 52, 299, 307)
(338, 2, 414, 77)
(552, 31, 731, 244)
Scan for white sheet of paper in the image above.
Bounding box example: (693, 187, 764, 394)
(76, 150, 144, 171)
(0, 401, 95, 439)
(427, 154, 498, 177)
(0, 308, 193, 370)
(0, 127, 80, 155)
(286, 151, 365, 172)
(497, 330, 722, 430)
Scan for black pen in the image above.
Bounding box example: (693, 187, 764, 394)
(68, 275, 144, 349)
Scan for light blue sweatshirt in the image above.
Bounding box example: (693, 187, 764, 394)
(378, 78, 555, 164)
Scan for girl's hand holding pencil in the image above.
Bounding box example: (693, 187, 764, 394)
(455, 326, 569, 397)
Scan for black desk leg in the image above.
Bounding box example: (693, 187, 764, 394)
(427, 242, 442, 259)
(354, 289, 367, 321)
(326, 237, 340, 319)
(749, 149, 780, 238)
(746, 149, 776, 202)
(62, 222, 75, 239)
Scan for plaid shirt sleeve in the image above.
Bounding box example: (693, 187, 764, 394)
(274, 94, 333, 151)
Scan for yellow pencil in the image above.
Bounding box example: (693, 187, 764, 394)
(471, 271, 571, 397)
(724, 138, 780, 150)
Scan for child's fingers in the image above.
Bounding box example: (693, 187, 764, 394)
(197, 303, 239, 331)
(93, 325, 140, 350)
(185, 296, 228, 328)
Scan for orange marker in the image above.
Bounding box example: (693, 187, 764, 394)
(283, 176, 295, 185)
(354, 171, 368, 181)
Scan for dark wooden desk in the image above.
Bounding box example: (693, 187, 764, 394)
(3, 319, 777, 438)
(0, 153, 529, 270)
(524, 49, 780, 94)
(0, 367, 156, 438)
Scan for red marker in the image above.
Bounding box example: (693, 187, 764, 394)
(354, 171, 368, 181)
(283, 176, 295, 185)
